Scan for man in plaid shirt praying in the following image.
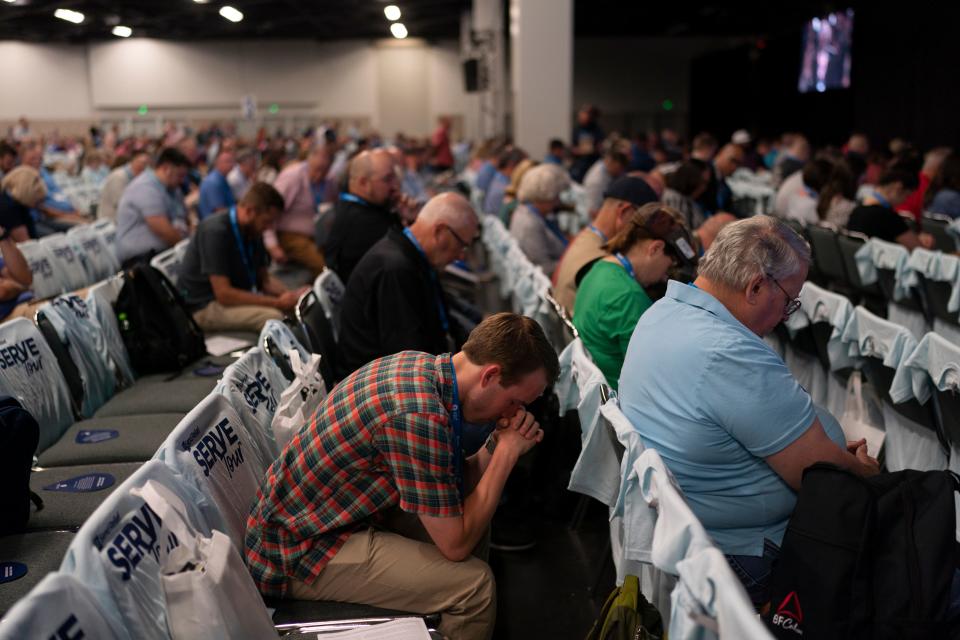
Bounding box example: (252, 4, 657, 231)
(245, 312, 560, 640)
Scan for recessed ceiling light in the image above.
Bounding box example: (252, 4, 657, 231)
(219, 5, 243, 22)
(390, 22, 408, 39)
(54, 8, 85, 24)
(193, 0, 210, 3)
(112, 25, 132, 37)
(384, 5, 401, 21)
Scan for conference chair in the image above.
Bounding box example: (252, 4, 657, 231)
(921, 212, 958, 253)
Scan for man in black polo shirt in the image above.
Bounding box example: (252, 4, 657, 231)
(337, 192, 478, 378)
(847, 165, 934, 251)
(181, 182, 307, 333)
(324, 148, 416, 283)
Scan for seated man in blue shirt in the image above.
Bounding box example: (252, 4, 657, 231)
(198, 149, 237, 219)
(619, 215, 879, 608)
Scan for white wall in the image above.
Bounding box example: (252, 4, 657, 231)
(0, 42, 92, 120)
(0, 38, 478, 139)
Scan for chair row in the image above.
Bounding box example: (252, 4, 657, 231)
(772, 280, 960, 474)
(556, 338, 772, 638)
(18, 220, 119, 301)
(0, 322, 302, 638)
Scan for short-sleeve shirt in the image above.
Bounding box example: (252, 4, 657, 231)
(197, 169, 236, 220)
(619, 281, 817, 556)
(0, 191, 34, 236)
(572, 259, 652, 391)
(115, 169, 186, 263)
(245, 351, 462, 597)
(179, 211, 269, 312)
(846, 204, 909, 243)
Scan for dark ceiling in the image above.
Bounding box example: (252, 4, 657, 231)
(0, 0, 851, 42)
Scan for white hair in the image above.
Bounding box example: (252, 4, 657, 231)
(697, 215, 811, 290)
(517, 164, 570, 202)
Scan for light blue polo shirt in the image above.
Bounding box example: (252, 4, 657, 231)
(619, 280, 821, 557)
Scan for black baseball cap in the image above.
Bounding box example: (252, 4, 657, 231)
(603, 176, 658, 208)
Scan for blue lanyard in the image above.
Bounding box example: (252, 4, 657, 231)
(614, 253, 636, 280)
(448, 355, 464, 499)
(229, 207, 258, 292)
(870, 191, 892, 209)
(587, 224, 608, 243)
(310, 180, 325, 207)
(525, 202, 568, 247)
(339, 192, 368, 206)
(402, 228, 449, 332)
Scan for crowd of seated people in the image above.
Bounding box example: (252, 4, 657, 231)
(7, 107, 960, 635)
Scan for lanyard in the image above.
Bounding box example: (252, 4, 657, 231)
(614, 252, 636, 280)
(339, 192, 368, 206)
(870, 191, 892, 209)
(229, 207, 258, 293)
(525, 202, 569, 247)
(587, 224, 608, 243)
(402, 228, 449, 332)
(448, 355, 464, 499)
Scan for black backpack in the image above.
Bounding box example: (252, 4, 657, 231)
(766, 463, 960, 639)
(0, 396, 43, 535)
(114, 264, 207, 375)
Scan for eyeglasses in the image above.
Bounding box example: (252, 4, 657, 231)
(767, 273, 802, 316)
(443, 224, 472, 251)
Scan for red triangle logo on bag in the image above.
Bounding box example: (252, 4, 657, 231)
(776, 591, 803, 623)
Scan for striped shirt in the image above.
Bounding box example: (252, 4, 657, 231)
(244, 351, 462, 597)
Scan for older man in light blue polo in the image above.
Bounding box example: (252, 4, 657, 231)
(618, 215, 879, 607)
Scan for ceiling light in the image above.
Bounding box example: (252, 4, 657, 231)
(193, 0, 210, 3)
(384, 5, 401, 21)
(390, 22, 408, 39)
(219, 5, 243, 22)
(54, 8, 85, 24)
(112, 25, 132, 37)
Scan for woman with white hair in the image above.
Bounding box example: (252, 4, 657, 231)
(0, 166, 46, 241)
(509, 163, 571, 274)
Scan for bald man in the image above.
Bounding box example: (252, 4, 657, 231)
(337, 192, 479, 379)
(324, 148, 405, 283)
(266, 144, 332, 276)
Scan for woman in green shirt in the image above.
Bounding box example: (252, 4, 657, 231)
(572, 204, 694, 390)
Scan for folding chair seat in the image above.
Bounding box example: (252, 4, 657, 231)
(0, 531, 75, 617)
(36, 413, 184, 467)
(28, 462, 142, 531)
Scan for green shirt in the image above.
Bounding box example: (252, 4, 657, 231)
(572, 259, 652, 391)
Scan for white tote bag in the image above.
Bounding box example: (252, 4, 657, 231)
(270, 350, 328, 452)
(133, 481, 278, 640)
(839, 370, 886, 457)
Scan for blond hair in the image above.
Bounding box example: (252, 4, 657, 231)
(1, 166, 46, 207)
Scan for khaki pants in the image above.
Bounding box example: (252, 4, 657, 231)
(278, 231, 325, 278)
(192, 300, 282, 333)
(289, 527, 496, 640)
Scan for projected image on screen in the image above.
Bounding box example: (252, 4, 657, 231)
(798, 9, 854, 93)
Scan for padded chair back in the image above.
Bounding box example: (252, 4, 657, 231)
(215, 346, 290, 461)
(259, 319, 309, 382)
(68, 224, 121, 281)
(154, 393, 268, 548)
(149, 239, 189, 288)
(86, 276, 136, 387)
(862, 355, 939, 433)
(806, 224, 848, 283)
(0, 572, 124, 640)
(40, 233, 93, 293)
(919, 274, 959, 326)
(837, 232, 879, 292)
(90, 220, 119, 261)
(935, 386, 960, 448)
(18, 240, 64, 300)
(59, 460, 223, 640)
(313, 268, 346, 340)
(877, 267, 925, 314)
(297, 290, 338, 389)
(0, 317, 75, 451)
(922, 213, 958, 253)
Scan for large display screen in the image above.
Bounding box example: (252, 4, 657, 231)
(798, 9, 854, 93)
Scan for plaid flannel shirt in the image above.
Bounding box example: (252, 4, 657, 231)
(244, 351, 463, 597)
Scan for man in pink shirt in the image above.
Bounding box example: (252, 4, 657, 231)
(430, 117, 455, 171)
(265, 145, 332, 276)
